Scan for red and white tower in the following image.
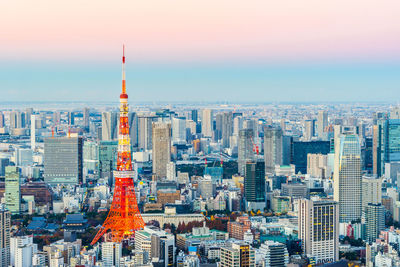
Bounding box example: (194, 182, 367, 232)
(91, 46, 145, 245)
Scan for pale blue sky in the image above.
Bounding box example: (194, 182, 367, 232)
(1, 61, 399, 103)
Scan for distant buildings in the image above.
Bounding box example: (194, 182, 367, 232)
(101, 111, 118, 141)
(44, 137, 83, 185)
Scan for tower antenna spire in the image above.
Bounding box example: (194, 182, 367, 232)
(121, 44, 126, 95)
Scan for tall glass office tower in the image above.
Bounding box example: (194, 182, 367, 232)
(334, 133, 362, 223)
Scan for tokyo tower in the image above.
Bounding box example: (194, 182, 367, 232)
(91, 46, 145, 245)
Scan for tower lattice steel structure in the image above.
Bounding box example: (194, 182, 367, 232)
(91, 46, 145, 245)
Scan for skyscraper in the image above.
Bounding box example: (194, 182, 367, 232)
(362, 176, 382, 214)
(298, 198, 339, 264)
(317, 111, 328, 139)
(374, 119, 400, 177)
(138, 115, 156, 151)
(264, 126, 283, 174)
(365, 204, 385, 243)
(5, 167, 20, 215)
(304, 119, 315, 141)
(0, 206, 11, 267)
(334, 132, 362, 223)
(83, 107, 90, 129)
(102, 242, 122, 267)
(152, 122, 171, 179)
(238, 129, 254, 176)
(221, 112, 233, 148)
(201, 109, 213, 138)
(67, 111, 75, 126)
(30, 115, 37, 151)
(101, 112, 118, 141)
(44, 137, 83, 185)
(244, 160, 265, 211)
(171, 117, 186, 144)
(0, 112, 4, 128)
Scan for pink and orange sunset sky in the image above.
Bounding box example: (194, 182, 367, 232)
(1, 0, 400, 102)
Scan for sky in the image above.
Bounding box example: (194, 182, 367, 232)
(1, 0, 400, 102)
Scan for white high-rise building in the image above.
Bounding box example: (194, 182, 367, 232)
(333, 132, 362, 223)
(362, 176, 382, 213)
(30, 115, 37, 151)
(11, 236, 36, 267)
(258, 241, 289, 267)
(264, 127, 283, 174)
(298, 198, 339, 265)
(102, 242, 122, 267)
(172, 117, 187, 144)
(317, 111, 328, 139)
(152, 122, 171, 180)
(101, 112, 118, 141)
(166, 162, 176, 181)
(201, 109, 213, 138)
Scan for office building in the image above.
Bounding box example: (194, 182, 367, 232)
(220, 112, 233, 148)
(101, 111, 118, 141)
(220, 243, 255, 267)
(317, 111, 328, 139)
(30, 115, 37, 151)
(0, 206, 11, 267)
(334, 133, 362, 223)
(172, 117, 186, 144)
(298, 199, 339, 264)
(5, 167, 20, 215)
(201, 109, 213, 138)
(238, 129, 254, 175)
(291, 141, 330, 174)
(44, 137, 83, 185)
(191, 109, 198, 123)
(374, 119, 400, 177)
(152, 122, 171, 179)
(9, 111, 25, 129)
(11, 236, 36, 267)
(307, 153, 330, 178)
(0, 159, 9, 178)
(304, 119, 315, 141)
(0, 113, 4, 128)
(83, 107, 90, 129)
(166, 162, 176, 181)
(259, 241, 289, 267)
(198, 176, 215, 199)
(385, 162, 400, 185)
(102, 242, 121, 267)
(135, 226, 175, 267)
(365, 204, 385, 243)
(98, 141, 118, 179)
(138, 115, 155, 150)
(15, 148, 33, 167)
(264, 126, 283, 174)
(244, 160, 265, 211)
(362, 176, 382, 213)
(281, 183, 309, 199)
